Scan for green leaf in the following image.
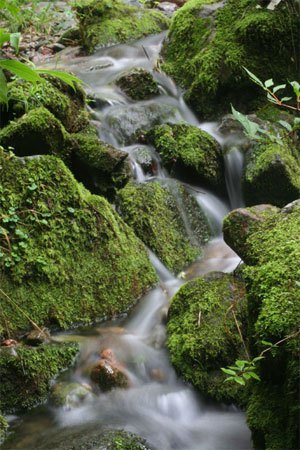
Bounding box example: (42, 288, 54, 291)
(252, 356, 265, 362)
(10, 33, 21, 55)
(0, 60, 43, 83)
(280, 97, 292, 102)
(231, 105, 260, 139)
(261, 340, 273, 347)
(289, 81, 300, 97)
(273, 84, 286, 94)
(234, 377, 246, 386)
(248, 372, 261, 381)
(264, 79, 274, 88)
(0, 68, 8, 105)
(37, 69, 83, 91)
(243, 67, 264, 88)
(0, 29, 11, 48)
(267, 92, 277, 103)
(221, 368, 236, 376)
(235, 360, 248, 369)
(278, 120, 292, 132)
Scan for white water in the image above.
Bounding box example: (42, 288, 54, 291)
(5, 32, 250, 450)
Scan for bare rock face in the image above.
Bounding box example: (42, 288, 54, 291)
(90, 348, 130, 392)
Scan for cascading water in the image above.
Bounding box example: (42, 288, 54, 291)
(3, 32, 251, 450)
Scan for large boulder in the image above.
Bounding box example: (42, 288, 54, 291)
(146, 123, 225, 191)
(117, 180, 210, 273)
(73, 0, 170, 53)
(223, 202, 300, 449)
(162, 0, 300, 118)
(167, 273, 247, 404)
(242, 141, 300, 207)
(0, 343, 79, 413)
(116, 68, 160, 101)
(0, 149, 157, 337)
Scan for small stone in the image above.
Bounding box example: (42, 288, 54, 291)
(23, 328, 51, 346)
(1, 339, 18, 347)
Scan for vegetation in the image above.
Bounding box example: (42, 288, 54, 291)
(117, 180, 210, 273)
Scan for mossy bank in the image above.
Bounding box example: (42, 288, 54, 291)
(74, 0, 170, 53)
(0, 149, 157, 337)
(162, 0, 300, 118)
(224, 202, 300, 450)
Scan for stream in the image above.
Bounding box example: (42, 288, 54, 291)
(3, 32, 252, 449)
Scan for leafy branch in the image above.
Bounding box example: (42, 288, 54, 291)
(221, 328, 300, 386)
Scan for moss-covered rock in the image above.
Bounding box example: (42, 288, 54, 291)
(222, 204, 279, 264)
(5, 77, 88, 133)
(0, 107, 132, 199)
(0, 149, 157, 336)
(117, 180, 210, 273)
(162, 0, 300, 118)
(242, 140, 300, 207)
(167, 273, 247, 404)
(116, 68, 160, 101)
(146, 123, 225, 191)
(223, 203, 300, 449)
(74, 0, 169, 54)
(0, 343, 79, 413)
(68, 132, 132, 199)
(0, 108, 68, 160)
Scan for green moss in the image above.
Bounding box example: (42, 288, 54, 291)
(146, 123, 224, 190)
(68, 132, 131, 199)
(0, 149, 157, 336)
(74, 0, 169, 53)
(0, 415, 8, 445)
(6, 77, 88, 133)
(0, 343, 79, 413)
(242, 141, 300, 207)
(162, 0, 300, 118)
(0, 107, 68, 160)
(116, 68, 160, 101)
(167, 273, 248, 404)
(117, 181, 210, 273)
(223, 204, 300, 448)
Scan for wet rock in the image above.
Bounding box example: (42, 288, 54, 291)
(242, 141, 300, 207)
(116, 68, 160, 101)
(50, 382, 94, 410)
(23, 328, 51, 346)
(90, 348, 130, 392)
(104, 101, 180, 145)
(146, 123, 225, 192)
(150, 368, 166, 382)
(117, 180, 210, 273)
(157, 2, 179, 17)
(128, 145, 157, 176)
(223, 205, 279, 264)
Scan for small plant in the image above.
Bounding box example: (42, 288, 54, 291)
(231, 68, 300, 145)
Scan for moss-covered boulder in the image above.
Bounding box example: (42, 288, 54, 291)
(242, 141, 300, 207)
(0, 149, 157, 336)
(0, 107, 131, 199)
(5, 77, 88, 133)
(0, 108, 68, 159)
(0, 343, 79, 413)
(74, 0, 169, 54)
(116, 68, 160, 101)
(117, 180, 210, 273)
(162, 0, 300, 118)
(223, 202, 300, 449)
(222, 204, 279, 264)
(146, 123, 225, 191)
(167, 273, 247, 404)
(68, 132, 132, 198)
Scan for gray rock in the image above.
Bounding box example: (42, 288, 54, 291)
(50, 382, 95, 410)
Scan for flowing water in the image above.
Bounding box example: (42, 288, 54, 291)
(3, 33, 251, 449)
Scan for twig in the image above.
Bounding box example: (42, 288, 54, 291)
(197, 311, 201, 327)
(232, 308, 250, 360)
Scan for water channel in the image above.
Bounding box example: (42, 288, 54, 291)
(3, 32, 252, 450)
